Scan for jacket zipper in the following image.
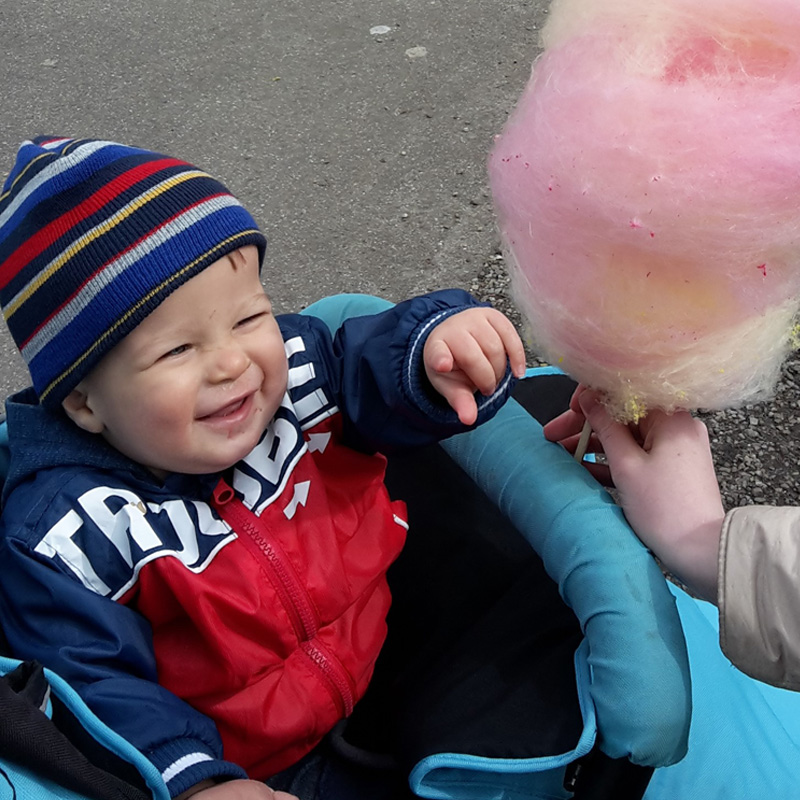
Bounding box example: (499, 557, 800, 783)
(211, 479, 355, 716)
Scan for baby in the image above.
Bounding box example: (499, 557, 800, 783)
(0, 137, 525, 799)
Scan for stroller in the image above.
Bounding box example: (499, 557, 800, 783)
(1, 295, 799, 800)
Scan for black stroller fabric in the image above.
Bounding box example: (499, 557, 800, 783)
(337, 374, 654, 798)
(0, 661, 150, 800)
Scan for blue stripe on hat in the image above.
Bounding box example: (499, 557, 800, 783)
(0, 151, 190, 272)
(4, 171, 234, 338)
(0, 141, 122, 245)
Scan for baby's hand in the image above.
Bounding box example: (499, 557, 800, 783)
(424, 307, 526, 424)
(176, 778, 299, 800)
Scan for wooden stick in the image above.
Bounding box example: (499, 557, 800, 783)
(574, 419, 592, 463)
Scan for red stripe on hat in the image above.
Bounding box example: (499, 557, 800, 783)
(18, 192, 231, 351)
(0, 157, 187, 291)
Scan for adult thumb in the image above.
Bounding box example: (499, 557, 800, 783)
(578, 391, 640, 464)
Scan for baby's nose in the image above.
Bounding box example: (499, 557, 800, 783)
(208, 344, 251, 383)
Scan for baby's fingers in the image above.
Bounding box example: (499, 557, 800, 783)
(425, 337, 455, 375)
(446, 386, 480, 426)
(427, 327, 503, 396)
(485, 310, 526, 378)
(455, 336, 507, 396)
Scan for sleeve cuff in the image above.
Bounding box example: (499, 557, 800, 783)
(147, 738, 248, 798)
(403, 304, 517, 427)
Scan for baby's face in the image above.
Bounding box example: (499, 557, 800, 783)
(65, 246, 288, 476)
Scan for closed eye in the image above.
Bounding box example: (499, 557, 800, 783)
(235, 312, 267, 328)
(161, 344, 191, 359)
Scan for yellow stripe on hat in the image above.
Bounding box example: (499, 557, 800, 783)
(0, 139, 87, 207)
(4, 170, 207, 321)
(0, 151, 58, 207)
(39, 230, 261, 403)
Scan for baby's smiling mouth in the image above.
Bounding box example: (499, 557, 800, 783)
(198, 394, 251, 421)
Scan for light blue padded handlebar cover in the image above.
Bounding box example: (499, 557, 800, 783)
(441, 394, 691, 767)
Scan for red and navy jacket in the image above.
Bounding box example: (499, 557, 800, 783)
(0, 291, 516, 797)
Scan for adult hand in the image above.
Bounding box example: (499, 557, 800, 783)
(545, 388, 725, 602)
(542, 384, 612, 483)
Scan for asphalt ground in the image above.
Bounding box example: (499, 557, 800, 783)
(0, 0, 547, 400)
(3, 1, 798, 513)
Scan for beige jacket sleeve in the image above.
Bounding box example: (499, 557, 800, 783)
(718, 505, 800, 690)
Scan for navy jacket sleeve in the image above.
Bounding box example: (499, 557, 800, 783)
(0, 479, 247, 797)
(301, 289, 517, 452)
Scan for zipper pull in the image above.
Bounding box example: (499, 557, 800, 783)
(212, 478, 235, 506)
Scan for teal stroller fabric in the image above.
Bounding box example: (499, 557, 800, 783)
(644, 585, 800, 799)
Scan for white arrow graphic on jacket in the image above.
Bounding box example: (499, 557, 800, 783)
(284, 481, 311, 520)
(307, 432, 331, 453)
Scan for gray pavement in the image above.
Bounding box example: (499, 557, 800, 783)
(0, 0, 547, 400)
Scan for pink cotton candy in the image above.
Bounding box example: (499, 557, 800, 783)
(489, 0, 800, 420)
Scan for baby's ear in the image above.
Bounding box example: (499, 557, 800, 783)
(61, 388, 105, 434)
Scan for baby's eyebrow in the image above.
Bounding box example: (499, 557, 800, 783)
(248, 292, 272, 308)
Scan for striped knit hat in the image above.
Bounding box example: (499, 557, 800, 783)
(0, 136, 267, 408)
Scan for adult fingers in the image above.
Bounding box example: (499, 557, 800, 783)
(639, 408, 712, 457)
(578, 391, 645, 469)
(543, 407, 586, 443)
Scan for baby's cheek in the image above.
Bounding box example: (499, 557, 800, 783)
(144, 388, 196, 431)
